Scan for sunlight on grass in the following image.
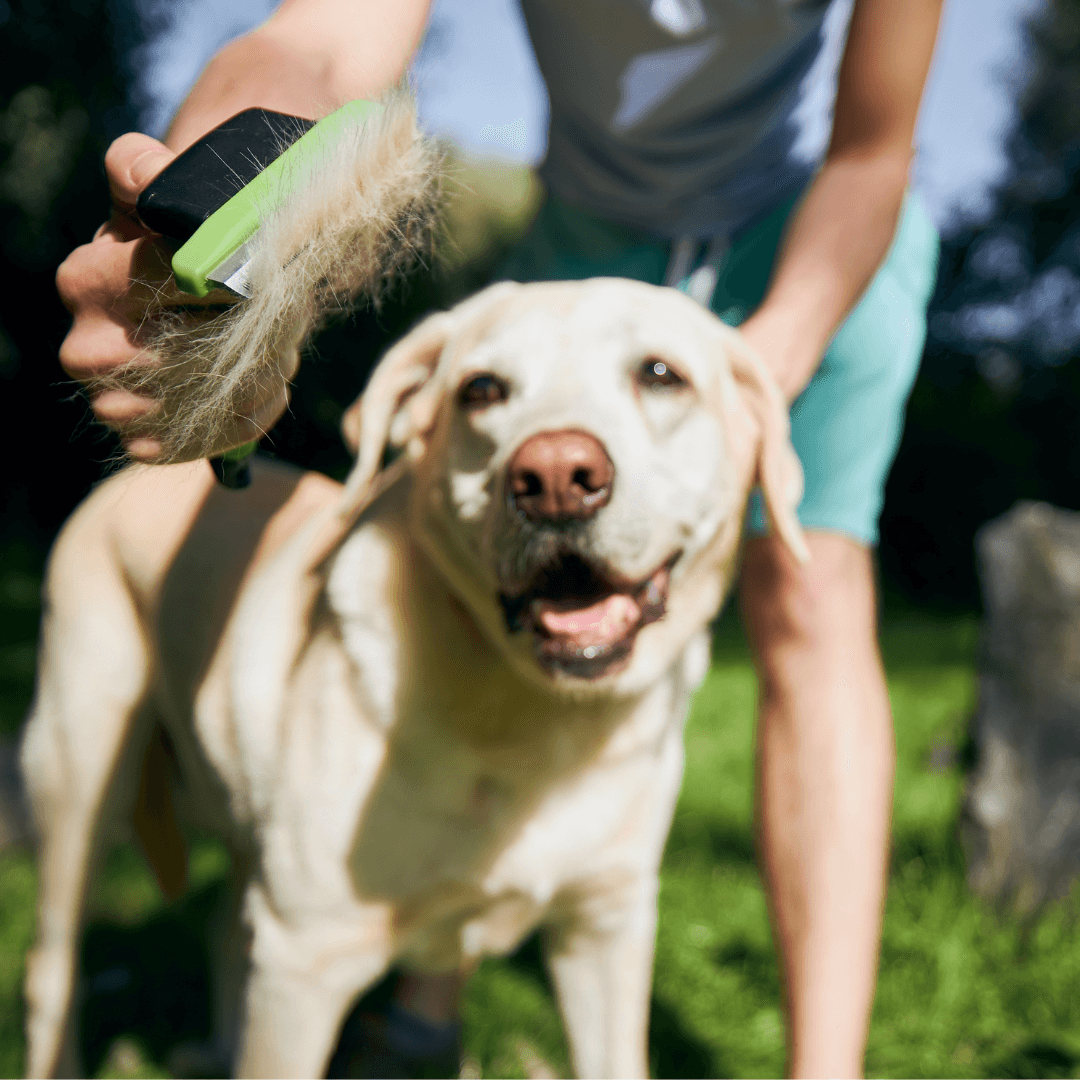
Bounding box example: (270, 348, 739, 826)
(464, 960, 571, 1079)
(6, 605, 1080, 1077)
(0, 852, 36, 1079)
(463, 613, 1080, 1079)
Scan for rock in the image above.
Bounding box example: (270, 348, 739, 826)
(964, 501, 1080, 912)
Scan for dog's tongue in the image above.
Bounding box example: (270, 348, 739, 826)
(534, 593, 641, 648)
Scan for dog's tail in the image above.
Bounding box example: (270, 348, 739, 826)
(133, 725, 188, 901)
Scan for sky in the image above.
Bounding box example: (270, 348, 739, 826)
(133, 0, 1046, 235)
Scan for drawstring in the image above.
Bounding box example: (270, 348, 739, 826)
(663, 233, 729, 309)
(663, 236, 697, 290)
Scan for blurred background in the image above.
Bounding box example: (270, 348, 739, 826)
(2, 0, 1080, 1076)
(2, 0, 1078, 603)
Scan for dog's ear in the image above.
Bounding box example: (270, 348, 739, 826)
(722, 330, 810, 564)
(339, 280, 522, 513)
(341, 309, 454, 489)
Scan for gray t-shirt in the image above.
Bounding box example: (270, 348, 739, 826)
(520, 0, 852, 238)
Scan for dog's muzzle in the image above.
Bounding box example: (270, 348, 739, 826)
(498, 551, 678, 679)
(494, 427, 677, 679)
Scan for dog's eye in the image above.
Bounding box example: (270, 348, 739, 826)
(458, 374, 509, 410)
(637, 358, 686, 389)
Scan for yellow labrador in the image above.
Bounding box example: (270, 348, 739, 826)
(21, 278, 805, 1078)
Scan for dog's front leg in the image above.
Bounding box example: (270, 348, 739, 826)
(545, 873, 659, 1079)
(234, 885, 391, 1079)
(237, 966, 370, 1079)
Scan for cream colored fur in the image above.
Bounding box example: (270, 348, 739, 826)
(98, 88, 441, 463)
(22, 279, 804, 1079)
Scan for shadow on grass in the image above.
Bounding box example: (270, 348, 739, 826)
(648, 997, 717, 1079)
(80, 900, 719, 1079)
(664, 814, 757, 869)
(80, 878, 411, 1079)
(988, 1039, 1080, 1079)
(79, 882, 222, 1076)
(712, 934, 779, 999)
(889, 831, 969, 877)
(877, 614, 980, 670)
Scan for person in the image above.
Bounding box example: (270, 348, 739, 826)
(56, 0, 944, 1075)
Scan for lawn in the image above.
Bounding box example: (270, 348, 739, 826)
(1, 542, 1078, 1078)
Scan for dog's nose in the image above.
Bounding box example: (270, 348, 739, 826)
(508, 430, 614, 521)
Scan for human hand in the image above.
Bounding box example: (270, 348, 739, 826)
(56, 132, 289, 461)
(736, 311, 819, 405)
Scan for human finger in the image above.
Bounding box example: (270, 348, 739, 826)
(104, 132, 176, 211)
(121, 380, 290, 464)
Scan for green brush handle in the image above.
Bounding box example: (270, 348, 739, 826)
(177, 99, 382, 488)
(173, 99, 384, 297)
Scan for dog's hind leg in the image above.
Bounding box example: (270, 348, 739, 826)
(21, 545, 153, 1078)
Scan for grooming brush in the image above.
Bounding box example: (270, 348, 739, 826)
(127, 93, 440, 484)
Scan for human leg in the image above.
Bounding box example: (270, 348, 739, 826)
(735, 196, 937, 1076)
(741, 532, 892, 1077)
(328, 970, 465, 1079)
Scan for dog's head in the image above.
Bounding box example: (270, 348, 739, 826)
(340, 279, 805, 695)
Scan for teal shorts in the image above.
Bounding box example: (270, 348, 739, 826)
(498, 191, 939, 545)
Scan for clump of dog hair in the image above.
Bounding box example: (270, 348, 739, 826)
(98, 88, 443, 464)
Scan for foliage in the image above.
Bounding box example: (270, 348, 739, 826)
(934, 0, 1080, 363)
(0, 0, 141, 542)
(882, 0, 1080, 605)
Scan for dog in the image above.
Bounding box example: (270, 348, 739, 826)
(21, 277, 805, 1078)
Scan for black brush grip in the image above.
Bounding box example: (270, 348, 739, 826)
(135, 108, 315, 243)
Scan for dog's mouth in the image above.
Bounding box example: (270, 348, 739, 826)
(498, 552, 679, 679)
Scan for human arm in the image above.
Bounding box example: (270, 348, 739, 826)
(738, 0, 944, 401)
(165, 0, 430, 150)
(56, 0, 431, 460)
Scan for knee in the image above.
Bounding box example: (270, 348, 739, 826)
(739, 532, 878, 669)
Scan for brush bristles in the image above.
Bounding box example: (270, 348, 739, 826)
(98, 89, 443, 464)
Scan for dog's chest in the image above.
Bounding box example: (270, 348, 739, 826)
(312, 507, 689, 966)
(344, 682, 682, 969)
(351, 721, 607, 885)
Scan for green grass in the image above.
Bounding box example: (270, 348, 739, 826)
(2, 564, 1080, 1077)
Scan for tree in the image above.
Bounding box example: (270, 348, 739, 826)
(880, 0, 1080, 605)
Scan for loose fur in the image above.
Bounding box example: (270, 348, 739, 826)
(97, 88, 442, 463)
